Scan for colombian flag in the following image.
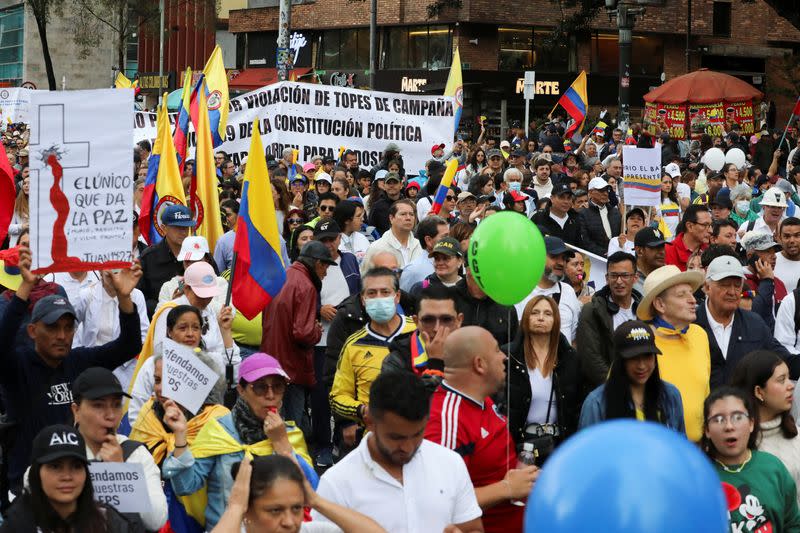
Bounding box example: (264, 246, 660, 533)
(193, 78, 225, 252)
(444, 47, 463, 134)
(114, 72, 139, 95)
(555, 71, 588, 139)
(201, 45, 229, 147)
(173, 68, 194, 173)
(232, 119, 287, 320)
(139, 95, 186, 245)
(429, 159, 459, 216)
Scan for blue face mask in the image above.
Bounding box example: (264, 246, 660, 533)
(735, 200, 750, 216)
(365, 296, 396, 323)
(509, 181, 522, 192)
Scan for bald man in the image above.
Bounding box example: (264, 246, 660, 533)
(424, 327, 538, 533)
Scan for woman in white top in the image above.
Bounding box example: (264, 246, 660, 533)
(731, 350, 800, 506)
(333, 200, 369, 265)
(211, 455, 386, 533)
(8, 173, 29, 245)
(656, 172, 681, 241)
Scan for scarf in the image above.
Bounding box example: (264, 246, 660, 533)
(128, 398, 229, 464)
(231, 396, 266, 445)
(651, 316, 689, 338)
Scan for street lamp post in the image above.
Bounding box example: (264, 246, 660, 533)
(605, 0, 645, 133)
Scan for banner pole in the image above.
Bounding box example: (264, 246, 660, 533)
(777, 97, 799, 153)
(225, 251, 237, 307)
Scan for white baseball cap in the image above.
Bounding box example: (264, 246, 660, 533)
(705, 255, 744, 282)
(178, 236, 209, 261)
(664, 163, 681, 178)
(588, 177, 611, 191)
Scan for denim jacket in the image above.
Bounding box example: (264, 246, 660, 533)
(162, 413, 319, 529)
(578, 381, 686, 436)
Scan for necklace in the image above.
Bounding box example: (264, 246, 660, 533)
(715, 450, 753, 474)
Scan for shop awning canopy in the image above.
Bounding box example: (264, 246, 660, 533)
(643, 69, 763, 105)
(228, 68, 313, 91)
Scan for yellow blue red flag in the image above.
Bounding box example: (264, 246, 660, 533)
(201, 45, 229, 147)
(193, 78, 224, 252)
(555, 71, 588, 138)
(444, 47, 463, 133)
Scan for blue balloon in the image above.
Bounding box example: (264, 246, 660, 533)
(525, 420, 727, 533)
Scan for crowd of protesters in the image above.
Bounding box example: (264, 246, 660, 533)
(1, 111, 800, 532)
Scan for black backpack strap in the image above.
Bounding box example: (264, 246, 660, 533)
(794, 288, 800, 338)
(121, 439, 146, 461)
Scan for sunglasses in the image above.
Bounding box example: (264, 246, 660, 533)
(418, 314, 457, 327)
(288, 218, 304, 224)
(319, 205, 335, 212)
(249, 380, 286, 396)
(445, 195, 456, 201)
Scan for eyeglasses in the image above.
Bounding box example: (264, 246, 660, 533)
(288, 218, 304, 224)
(418, 314, 457, 327)
(707, 411, 749, 427)
(606, 272, 635, 281)
(445, 196, 456, 201)
(319, 205, 335, 212)
(249, 380, 286, 396)
(690, 222, 712, 229)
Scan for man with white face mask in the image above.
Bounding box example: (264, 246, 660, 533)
(514, 236, 581, 343)
(329, 267, 417, 447)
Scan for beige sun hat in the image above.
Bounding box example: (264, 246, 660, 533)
(636, 265, 704, 321)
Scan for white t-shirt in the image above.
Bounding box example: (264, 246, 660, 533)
(417, 195, 433, 221)
(313, 436, 482, 532)
(776, 253, 800, 292)
(612, 304, 635, 331)
(549, 212, 568, 229)
(676, 182, 692, 201)
(607, 236, 635, 257)
(526, 367, 558, 425)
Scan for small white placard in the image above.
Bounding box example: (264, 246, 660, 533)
(88, 462, 148, 513)
(161, 338, 218, 415)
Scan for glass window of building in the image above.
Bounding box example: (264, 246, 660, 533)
(713, 2, 732, 37)
(383, 26, 451, 69)
(499, 27, 571, 72)
(319, 28, 369, 69)
(590, 32, 663, 76)
(0, 5, 23, 86)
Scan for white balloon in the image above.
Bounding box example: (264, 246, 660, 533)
(703, 147, 726, 171)
(725, 148, 746, 170)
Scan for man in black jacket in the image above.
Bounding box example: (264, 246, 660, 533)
(531, 183, 583, 247)
(579, 177, 621, 257)
(368, 172, 404, 235)
(695, 255, 799, 388)
(453, 269, 518, 346)
(381, 284, 463, 392)
(0, 247, 143, 491)
(137, 204, 194, 317)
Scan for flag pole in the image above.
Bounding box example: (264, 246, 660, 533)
(225, 251, 237, 307)
(778, 96, 800, 153)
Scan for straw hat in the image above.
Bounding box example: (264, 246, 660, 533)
(636, 265, 704, 321)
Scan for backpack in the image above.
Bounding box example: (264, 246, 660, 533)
(793, 287, 800, 334)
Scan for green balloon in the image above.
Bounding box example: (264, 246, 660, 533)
(467, 212, 546, 306)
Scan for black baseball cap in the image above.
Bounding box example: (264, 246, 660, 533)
(30, 424, 88, 466)
(551, 183, 572, 197)
(314, 219, 342, 240)
(613, 320, 662, 359)
(31, 294, 77, 325)
(299, 241, 336, 265)
(626, 207, 647, 221)
(545, 236, 569, 256)
(72, 367, 131, 402)
(634, 227, 667, 248)
(321, 156, 335, 164)
(429, 236, 463, 258)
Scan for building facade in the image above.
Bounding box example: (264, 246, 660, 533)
(227, 0, 800, 137)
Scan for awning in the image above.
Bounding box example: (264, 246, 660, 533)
(228, 68, 313, 90)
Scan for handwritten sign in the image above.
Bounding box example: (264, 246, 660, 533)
(88, 462, 148, 513)
(161, 338, 218, 415)
(28, 89, 133, 274)
(623, 146, 662, 207)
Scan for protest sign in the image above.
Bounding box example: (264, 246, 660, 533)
(88, 462, 148, 513)
(566, 243, 607, 292)
(161, 338, 218, 415)
(134, 81, 456, 173)
(28, 89, 134, 274)
(0, 87, 34, 124)
(622, 146, 662, 207)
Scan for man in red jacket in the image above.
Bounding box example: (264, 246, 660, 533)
(261, 240, 335, 435)
(665, 204, 711, 271)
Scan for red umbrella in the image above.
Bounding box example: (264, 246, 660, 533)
(643, 69, 763, 104)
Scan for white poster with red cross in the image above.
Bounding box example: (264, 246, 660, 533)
(28, 89, 134, 274)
